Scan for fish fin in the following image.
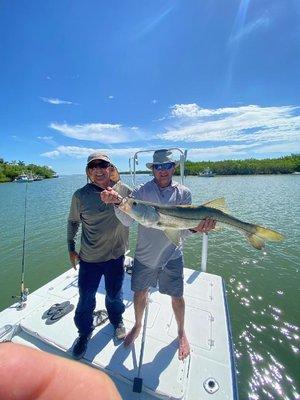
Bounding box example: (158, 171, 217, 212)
(247, 226, 284, 249)
(247, 234, 265, 249)
(255, 226, 284, 242)
(163, 229, 182, 246)
(202, 198, 229, 214)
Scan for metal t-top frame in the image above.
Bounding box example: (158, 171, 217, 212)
(128, 148, 209, 272)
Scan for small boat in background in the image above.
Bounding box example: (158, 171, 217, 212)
(14, 174, 34, 183)
(33, 175, 44, 181)
(199, 168, 215, 177)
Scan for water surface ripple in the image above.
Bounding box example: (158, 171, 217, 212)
(0, 174, 299, 399)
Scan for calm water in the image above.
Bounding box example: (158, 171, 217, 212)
(0, 174, 299, 399)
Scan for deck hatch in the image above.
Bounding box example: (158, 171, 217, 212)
(167, 305, 213, 350)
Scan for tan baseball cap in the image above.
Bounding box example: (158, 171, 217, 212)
(87, 152, 111, 165)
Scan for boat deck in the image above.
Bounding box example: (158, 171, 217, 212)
(0, 263, 238, 399)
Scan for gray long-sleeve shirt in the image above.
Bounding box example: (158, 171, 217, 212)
(67, 182, 131, 263)
(115, 179, 192, 269)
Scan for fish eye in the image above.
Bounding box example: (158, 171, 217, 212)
(133, 201, 137, 206)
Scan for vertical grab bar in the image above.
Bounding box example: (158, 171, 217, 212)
(201, 233, 208, 272)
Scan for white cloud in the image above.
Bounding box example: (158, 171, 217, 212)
(37, 135, 57, 146)
(252, 141, 300, 154)
(49, 122, 140, 143)
(170, 103, 215, 118)
(40, 97, 76, 105)
(179, 141, 300, 161)
(162, 104, 300, 146)
(40, 103, 299, 164)
(108, 95, 114, 99)
(42, 150, 60, 158)
(41, 146, 143, 159)
(188, 143, 257, 156)
(152, 99, 158, 104)
(228, 16, 270, 44)
(37, 136, 53, 140)
(135, 6, 174, 37)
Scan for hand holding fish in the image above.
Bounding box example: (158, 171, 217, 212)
(108, 183, 284, 249)
(100, 187, 122, 205)
(192, 218, 216, 233)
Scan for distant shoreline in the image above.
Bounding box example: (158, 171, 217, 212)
(120, 171, 300, 176)
(121, 154, 300, 176)
(1, 154, 299, 182)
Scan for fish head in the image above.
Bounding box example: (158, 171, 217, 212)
(119, 198, 160, 227)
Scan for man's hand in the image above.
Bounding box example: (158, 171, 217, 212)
(192, 218, 216, 233)
(69, 251, 80, 270)
(100, 187, 122, 204)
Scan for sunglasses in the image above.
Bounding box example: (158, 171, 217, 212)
(153, 162, 175, 171)
(88, 161, 111, 169)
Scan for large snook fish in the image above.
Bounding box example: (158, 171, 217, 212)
(117, 196, 284, 250)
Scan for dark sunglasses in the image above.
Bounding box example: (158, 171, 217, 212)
(153, 162, 175, 171)
(88, 161, 111, 169)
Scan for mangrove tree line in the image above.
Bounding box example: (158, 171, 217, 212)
(0, 158, 56, 183)
(183, 154, 300, 176)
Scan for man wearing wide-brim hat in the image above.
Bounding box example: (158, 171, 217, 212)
(145, 149, 180, 169)
(101, 149, 215, 360)
(67, 151, 131, 360)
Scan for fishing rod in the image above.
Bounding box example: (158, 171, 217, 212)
(12, 182, 29, 309)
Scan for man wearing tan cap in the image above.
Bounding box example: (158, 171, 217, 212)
(67, 151, 131, 360)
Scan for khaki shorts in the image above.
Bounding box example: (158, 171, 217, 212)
(131, 257, 184, 297)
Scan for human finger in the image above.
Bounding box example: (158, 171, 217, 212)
(197, 219, 207, 231)
(100, 190, 110, 202)
(0, 342, 121, 400)
(203, 218, 216, 231)
(196, 218, 211, 232)
(110, 191, 121, 203)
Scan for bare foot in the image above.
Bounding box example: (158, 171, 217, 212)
(124, 325, 141, 347)
(178, 333, 190, 360)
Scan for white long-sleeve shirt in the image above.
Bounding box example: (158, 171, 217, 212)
(115, 179, 192, 269)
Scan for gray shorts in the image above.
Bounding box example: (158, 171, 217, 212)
(131, 257, 184, 297)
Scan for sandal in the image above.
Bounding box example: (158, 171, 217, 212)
(42, 301, 71, 319)
(45, 303, 75, 324)
(93, 309, 109, 327)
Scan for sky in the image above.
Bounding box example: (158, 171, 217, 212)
(1, 0, 300, 174)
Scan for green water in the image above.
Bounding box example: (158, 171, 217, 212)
(0, 174, 299, 399)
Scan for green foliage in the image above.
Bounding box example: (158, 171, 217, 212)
(0, 158, 57, 183)
(175, 154, 300, 176)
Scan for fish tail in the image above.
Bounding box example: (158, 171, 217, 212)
(247, 226, 284, 249)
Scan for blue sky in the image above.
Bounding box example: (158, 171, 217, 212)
(1, 0, 300, 174)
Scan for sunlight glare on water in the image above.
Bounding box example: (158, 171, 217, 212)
(0, 174, 299, 399)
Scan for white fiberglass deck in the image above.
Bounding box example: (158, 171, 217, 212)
(0, 264, 237, 399)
